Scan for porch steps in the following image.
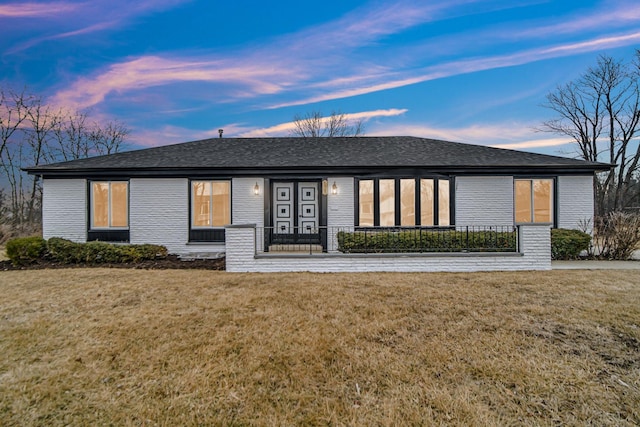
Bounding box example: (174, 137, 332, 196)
(268, 244, 324, 254)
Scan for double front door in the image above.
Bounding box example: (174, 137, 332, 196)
(272, 181, 319, 242)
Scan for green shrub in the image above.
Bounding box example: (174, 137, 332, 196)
(337, 229, 517, 253)
(551, 228, 591, 260)
(46, 238, 168, 264)
(47, 237, 85, 263)
(6, 236, 47, 266)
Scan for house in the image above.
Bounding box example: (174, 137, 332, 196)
(26, 136, 610, 272)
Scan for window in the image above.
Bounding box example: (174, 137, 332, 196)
(356, 178, 452, 227)
(359, 180, 374, 227)
(191, 181, 230, 227)
(515, 179, 553, 223)
(190, 180, 230, 242)
(91, 181, 128, 229)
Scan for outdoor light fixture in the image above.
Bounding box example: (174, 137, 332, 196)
(322, 179, 328, 195)
(253, 182, 260, 195)
(331, 181, 338, 195)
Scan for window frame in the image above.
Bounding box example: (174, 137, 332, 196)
(354, 177, 454, 227)
(513, 177, 556, 226)
(188, 179, 232, 243)
(87, 180, 130, 242)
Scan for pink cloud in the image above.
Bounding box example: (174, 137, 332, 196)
(240, 109, 408, 137)
(272, 30, 640, 109)
(0, 2, 77, 17)
(51, 56, 297, 110)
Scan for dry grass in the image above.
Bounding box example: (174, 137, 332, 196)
(1, 269, 639, 426)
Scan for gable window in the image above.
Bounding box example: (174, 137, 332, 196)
(356, 178, 452, 227)
(88, 181, 129, 242)
(190, 180, 230, 242)
(514, 179, 553, 223)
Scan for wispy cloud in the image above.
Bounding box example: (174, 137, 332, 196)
(367, 121, 575, 152)
(51, 56, 297, 110)
(48, 0, 640, 117)
(240, 109, 408, 137)
(127, 109, 410, 146)
(0, 2, 77, 17)
(492, 138, 573, 150)
(48, 0, 518, 110)
(272, 30, 640, 108)
(4, 0, 192, 53)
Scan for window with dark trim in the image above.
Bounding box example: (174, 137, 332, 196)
(189, 180, 231, 242)
(514, 178, 554, 224)
(356, 178, 452, 227)
(88, 180, 129, 242)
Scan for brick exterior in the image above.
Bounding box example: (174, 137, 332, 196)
(455, 176, 514, 225)
(557, 175, 594, 231)
(225, 224, 551, 273)
(129, 178, 226, 255)
(232, 178, 264, 226)
(42, 178, 87, 242)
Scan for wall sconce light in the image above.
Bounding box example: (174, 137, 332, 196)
(253, 182, 260, 195)
(322, 179, 328, 196)
(331, 181, 338, 195)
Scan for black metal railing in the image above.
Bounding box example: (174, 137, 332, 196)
(255, 226, 518, 255)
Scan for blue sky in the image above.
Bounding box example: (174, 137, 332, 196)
(1, 0, 639, 157)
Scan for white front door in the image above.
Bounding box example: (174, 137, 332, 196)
(272, 181, 319, 235)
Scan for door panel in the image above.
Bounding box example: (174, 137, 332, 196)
(298, 182, 319, 233)
(273, 183, 294, 234)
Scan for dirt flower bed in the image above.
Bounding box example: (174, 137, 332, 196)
(0, 254, 225, 271)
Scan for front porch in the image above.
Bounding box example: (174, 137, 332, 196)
(225, 223, 551, 273)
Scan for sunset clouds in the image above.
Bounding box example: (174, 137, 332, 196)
(2, 0, 639, 153)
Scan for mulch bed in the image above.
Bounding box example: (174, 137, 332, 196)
(0, 255, 225, 271)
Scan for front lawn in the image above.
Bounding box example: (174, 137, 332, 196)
(1, 270, 638, 425)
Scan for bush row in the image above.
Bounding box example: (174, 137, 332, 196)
(337, 229, 517, 253)
(6, 237, 168, 266)
(336, 228, 592, 259)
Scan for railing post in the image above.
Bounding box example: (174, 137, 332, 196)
(466, 226, 469, 251)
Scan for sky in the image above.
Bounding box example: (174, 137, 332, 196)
(1, 0, 640, 158)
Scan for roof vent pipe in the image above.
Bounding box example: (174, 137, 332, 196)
(218, 129, 223, 138)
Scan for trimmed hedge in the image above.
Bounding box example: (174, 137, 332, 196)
(5, 236, 47, 266)
(551, 228, 591, 260)
(6, 237, 168, 266)
(337, 229, 517, 253)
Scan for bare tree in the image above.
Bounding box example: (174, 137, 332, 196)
(90, 120, 129, 155)
(0, 88, 30, 160)
(51, 111, 92, 161)
(541, 53, 640, 215)
(291, 110, 365, 137)
(0, 86, 130, 235)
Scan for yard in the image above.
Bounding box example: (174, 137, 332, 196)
(1, 269, 639, 426)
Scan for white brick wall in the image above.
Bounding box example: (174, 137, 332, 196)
(42, 178, 87, 242)
(557, 175, 594, 231)
(327, 177, 354, 227)
(232, 178, 264, 226)
(455, 176, 514, 225)
(129, 178, 224, 255)
(226, 224, 551, 272)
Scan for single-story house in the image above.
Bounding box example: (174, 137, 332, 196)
(26, 136, 610, 272)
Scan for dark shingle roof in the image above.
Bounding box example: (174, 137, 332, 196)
(26, 136, 611, 176)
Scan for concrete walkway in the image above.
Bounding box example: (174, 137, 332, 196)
(552, 260, 640, 270)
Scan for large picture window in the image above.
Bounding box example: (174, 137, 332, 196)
(356, 178, 451, 227)
(515, 179, 553, 223)
(190, 180, 230, 242)
(91, 181, 128, 229)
